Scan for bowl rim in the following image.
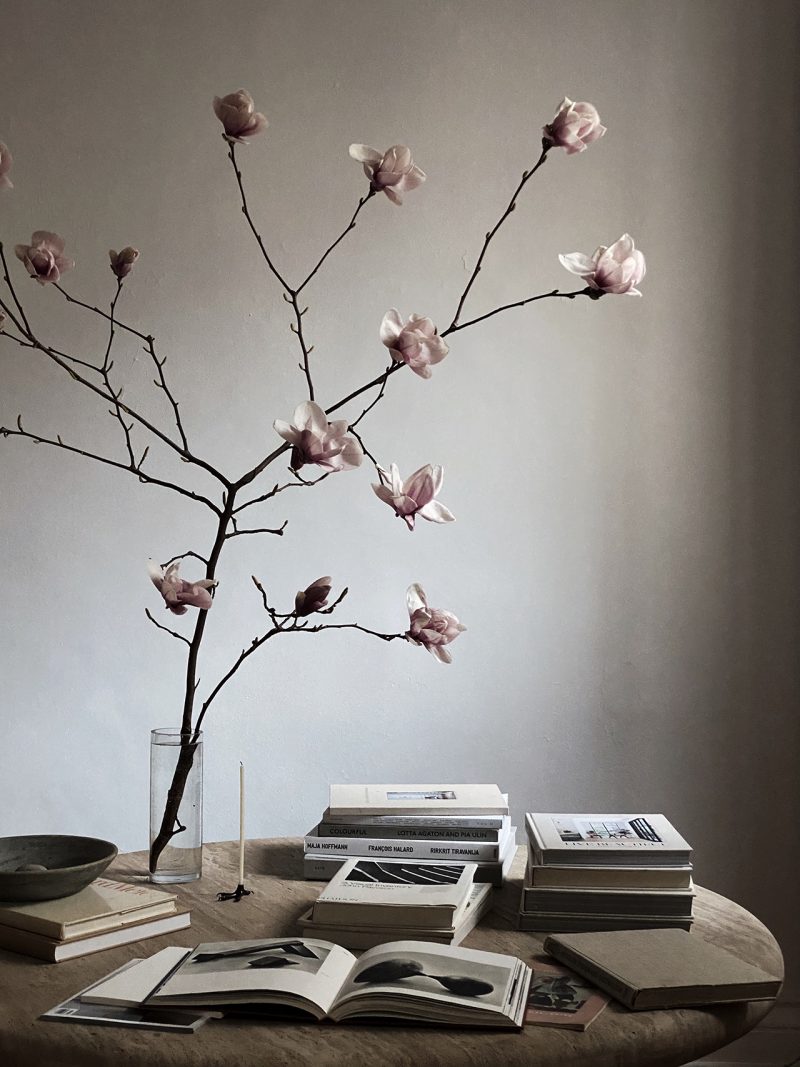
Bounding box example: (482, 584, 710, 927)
(0, 834, 119, 876)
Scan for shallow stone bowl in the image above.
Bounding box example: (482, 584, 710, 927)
(0, 835, 118, 901)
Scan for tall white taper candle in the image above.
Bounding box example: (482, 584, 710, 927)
(238, 761, 245, 885)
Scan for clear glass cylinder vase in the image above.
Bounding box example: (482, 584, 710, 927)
(149, 728, 203, 883)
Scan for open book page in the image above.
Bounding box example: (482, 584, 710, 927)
(147, 938, 355, 1018)
(329, 940, 529, 1025)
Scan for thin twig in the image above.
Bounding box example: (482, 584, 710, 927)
(53, 282, 151, 343)
(101, 278, 137, 466)
(145, 335, 189, 452)
(145, 608, 192, 646)
(0, 243, 31, 334)
(0, 421, 220, 512)
(296, 190, 376, 294)
(348, 426, 380, 473)
(349, 368, 389, 430)
(227, 143, 293, 293)
(232, 472, 331, 515)
(448, 145, 550, 331)
(164, 550, 209, 569)
(442, 287, 597, 337)
(224, 521, 288, 540)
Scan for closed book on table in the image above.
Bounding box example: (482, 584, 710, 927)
(543, 929, 782, 1009)
(525, 863, 693, 891)
(311, 857, 475, 928)
(304, 839, 516, 888)
(0, 910, 191, 962)
(526, 813, 692, 867)
(520, 885, 695, 917)
(316, 817, 511, 842)
(305, 824, 509, 862)
(0, 878, 178, 939)
(329, 784, 508, 818)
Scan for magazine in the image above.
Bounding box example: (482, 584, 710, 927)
(84, 938, 532, 1029)
(42, 959, 215, 1033)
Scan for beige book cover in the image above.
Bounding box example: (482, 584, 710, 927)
(544, 929, 782, 1009)
(0, 878, 177, 939)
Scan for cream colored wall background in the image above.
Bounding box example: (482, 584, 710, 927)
(1, 0, 798, 1006)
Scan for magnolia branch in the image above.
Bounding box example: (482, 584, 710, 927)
(0, 420, 219, 511)
(145, 608, 192, 646)
(296, 189, 376, 294)
(145, 335, 189, 452)
(442, 287, 598, 337)
(224, 521, 288, 540)
(449, 144, 550, 330)
(232, 471, 331, 516)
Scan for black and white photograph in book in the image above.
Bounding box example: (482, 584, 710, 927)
(184, 939, 332, 977)
(554, 817, 662, 844)
(528, 967, 595, 1013)
(345, 861, 465, 885)
(340, 949, 512, 1008)
(387, 791, 457, 801)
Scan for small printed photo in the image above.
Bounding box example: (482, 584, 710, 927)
(342, 949, 511, 1010)
(387, 790, 457, 801)
(345, 860, 465, 885)
(528, 967, 593, 1013)
(185, 938, 332, 977)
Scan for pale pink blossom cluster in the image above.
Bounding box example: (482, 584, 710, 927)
(148, 561, 217, 615)
(213, 90, 268, 143)
(543, 97, 606, 155)
(274, 401, 363, 472)
(405, 584, 466, 664)
(349, 144, 425, 205)
(109, 247, 139, 279)
(0, 142, 12, 189)
(559, 233, 646, 296)
(380, 309, 449, 379)
(14, 231, 74, 285)
(373, 463, 454, 530)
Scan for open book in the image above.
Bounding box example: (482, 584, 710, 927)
(84, 937, 532, 1029)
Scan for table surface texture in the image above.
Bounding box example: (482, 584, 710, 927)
(0, 838, 783, 1067)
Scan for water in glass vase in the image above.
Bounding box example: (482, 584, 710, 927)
(149, 728, 203, 883)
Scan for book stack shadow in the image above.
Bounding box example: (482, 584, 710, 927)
(518, 814, 694, 933)
(304, 783, 517, 888)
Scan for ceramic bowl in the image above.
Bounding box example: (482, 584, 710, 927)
(0, 835, 118, 902)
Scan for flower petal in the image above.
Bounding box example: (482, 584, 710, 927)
(349, 144, 382, 164)
(419, 500, 455, 523)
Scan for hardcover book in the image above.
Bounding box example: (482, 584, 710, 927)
(520, 885, 695, 918)
(543, 929, 781, 1009)
(524, 863, 693, 891)
(525, 960, 610, 1030)
(305, 824, 510, 862)
(316, 816, 511, 842)
(329, 784, 508, 817)
(298, 883, 493, 950)
(85, 938, 533, 1029)
(311, 857, 475, 928)
(526, 814, 692, 867)
(0, 877, 178, 939)
(0, 910, 190, 962)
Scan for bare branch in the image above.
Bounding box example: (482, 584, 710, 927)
(442, 287, 597, 337)
(232, 471, 331, 515)
(296, 190, 377, 295)
(53, 282, 151, 343)
(145, 608, 192, 646)
(448, 145, 551, 331)
(224, 521, 288, 540)
(0, 243, 31, 334)
(164, 550, 209, 569)
(144, 335, 189, 452)
(227, 143, 293, 294)
(0, 422, 221, 512)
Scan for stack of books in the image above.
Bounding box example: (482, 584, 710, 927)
(304, 783, 517, 887)
(299, 855, 494, 948)
(0, 877, 190, 961)
(518, 813, 694, 932)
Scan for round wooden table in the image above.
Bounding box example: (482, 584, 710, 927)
(0, 839, 783, 1067)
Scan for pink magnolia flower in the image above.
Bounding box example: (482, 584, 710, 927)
(373, 463, 455, 530)
(273, 401, 363, 472)
(148, 560, 217, 616)
(380, 309, 449, 379)
(213, 90, 268, 143)
(405, 584, 466, 665)
(0, 142, 12, 189)
(543, 97, 606, 155)
(109, 247, 139, 279)
(295, 576, 332, 616)
(559, 233, 646, 296)
(348, 144, 425, 205)
(14, 231, 74, 285)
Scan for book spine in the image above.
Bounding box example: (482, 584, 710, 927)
(542, 937, 637, 1009)
(317, 821, 505, 841)
(304, 833, 501, 861)
(323, 813, 506, 829)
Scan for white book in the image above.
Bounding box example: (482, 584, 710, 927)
(526, 814, 692, 867)
(312, 857, 475, 928)
(329, 784, 508, 817)
(82, 946, 191, 1006)
(305, 823, 510, 862)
